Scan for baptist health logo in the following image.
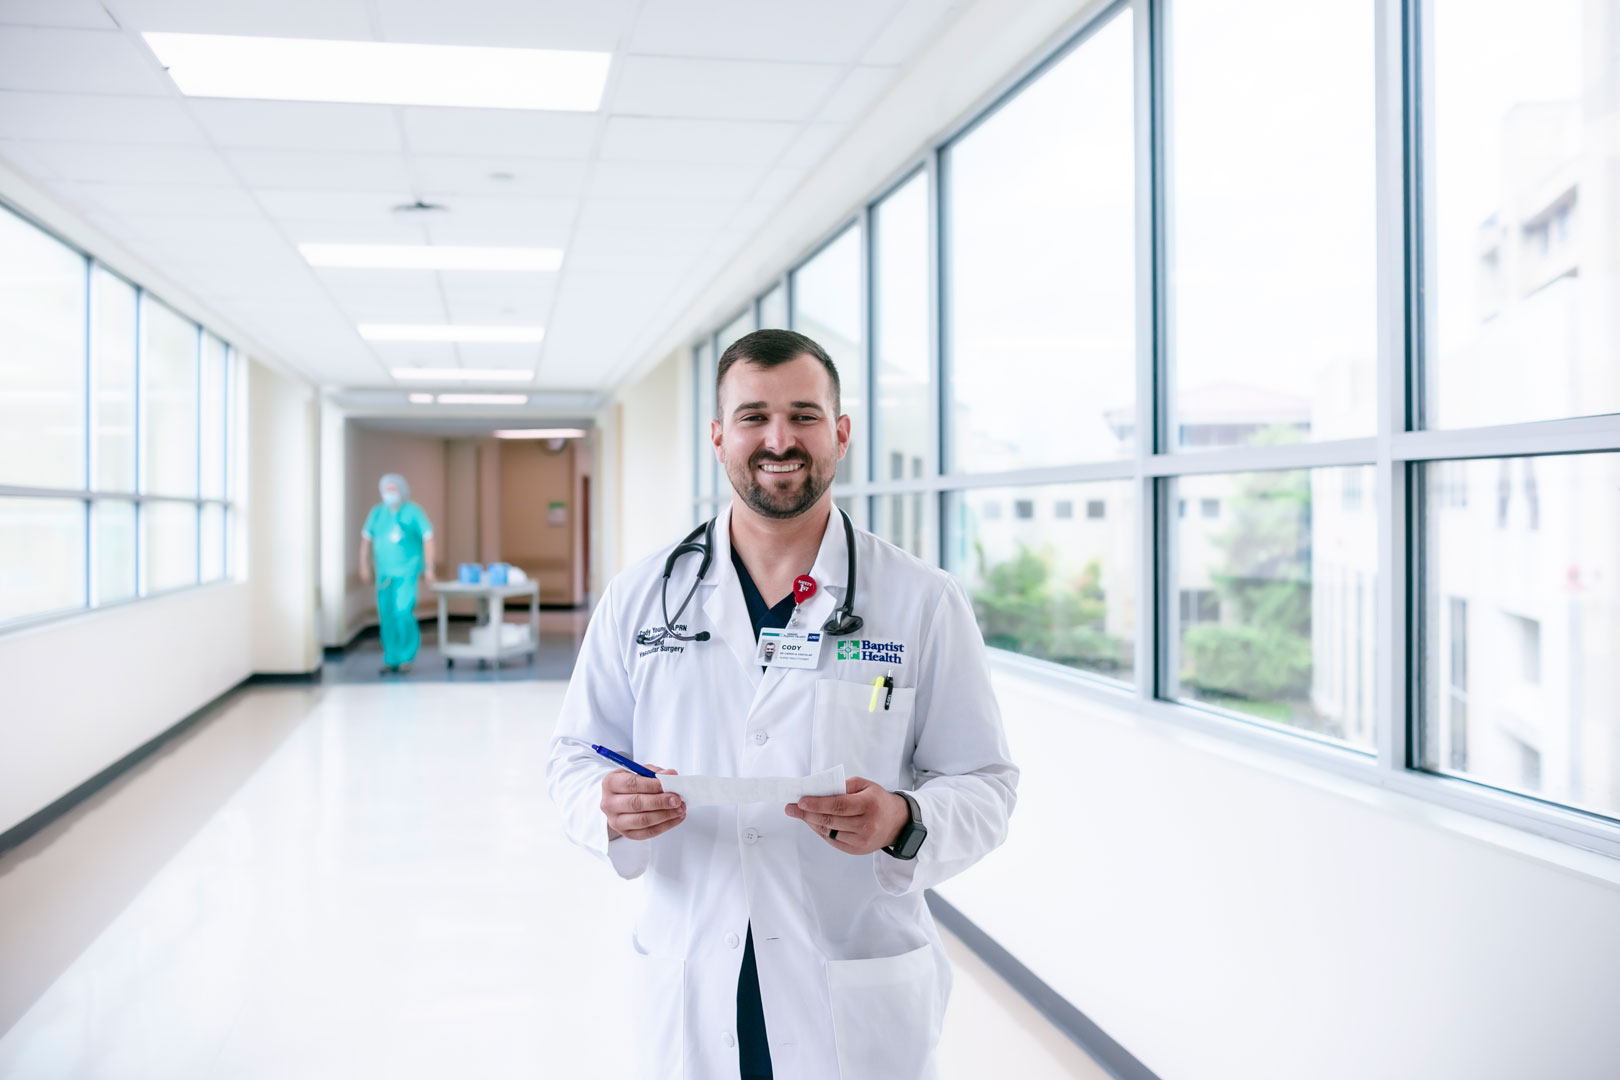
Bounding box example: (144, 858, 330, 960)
(837, 639, 905, 663)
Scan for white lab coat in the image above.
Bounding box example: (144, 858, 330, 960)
(547, 504, 1018, 1080)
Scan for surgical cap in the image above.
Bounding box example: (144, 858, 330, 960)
(379, 473, 410, 499)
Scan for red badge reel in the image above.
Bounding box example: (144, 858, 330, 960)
(793, 575, 817, 604)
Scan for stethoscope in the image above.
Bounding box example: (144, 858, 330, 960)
(635, 508, 864, 647)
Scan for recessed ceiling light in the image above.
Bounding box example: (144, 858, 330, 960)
(141, 33, 611, 111)
(494, 428, 588, 439)
(360, 324, 545, 344)
(437, 393, 530, 405)
(391, 368, 534, 382)
(302, 244, 562, 272)
(407, 393, 433, 404)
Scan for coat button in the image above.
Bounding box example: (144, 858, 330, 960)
(743, 828, 761, 843)
(725, 932, 740, 948)
(724, 1032, 736, 1048)
(753, 731, 768, 745)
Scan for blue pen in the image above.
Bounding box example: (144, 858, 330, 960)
(591, 744, 657, 778)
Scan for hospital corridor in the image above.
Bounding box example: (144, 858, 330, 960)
(3, 1, 1619, 1079)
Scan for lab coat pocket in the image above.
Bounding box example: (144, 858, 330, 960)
(825, 943, 945, 1080)
(631, 937, 685, 1078)
(812, 679, 916, 789)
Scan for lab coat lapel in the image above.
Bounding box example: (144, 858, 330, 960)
(757, 506, 848, 703)
(700, 506, 763, 688)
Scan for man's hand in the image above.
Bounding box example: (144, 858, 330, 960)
(360, 564, 372, 585)
(786, 777, 910, 855)
(423, 564, 437, 584)
(601, 767, 685, 842)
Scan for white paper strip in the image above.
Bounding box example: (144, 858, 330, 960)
(660, 765, 846, 806)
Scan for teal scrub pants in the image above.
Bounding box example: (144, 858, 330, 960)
(376, 572, 421, 667)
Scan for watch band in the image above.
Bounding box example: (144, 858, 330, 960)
(884, 790, 926, 861)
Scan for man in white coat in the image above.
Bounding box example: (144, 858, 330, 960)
(547, 329, 1018, 1080)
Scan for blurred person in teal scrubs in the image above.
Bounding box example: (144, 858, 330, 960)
(359, 473, 436, 674)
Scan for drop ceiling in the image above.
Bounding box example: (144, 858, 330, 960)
(0, 0, 967, 400)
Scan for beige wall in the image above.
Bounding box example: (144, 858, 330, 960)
(498, 439, 581, 605)
(600, 346, 693, 583)
(248, 359, 320, 674)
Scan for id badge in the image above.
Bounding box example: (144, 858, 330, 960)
(388, 526, 404, 543)
(756, 628, 823, 669)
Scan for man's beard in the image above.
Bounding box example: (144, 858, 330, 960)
(725, 448, 835, 520)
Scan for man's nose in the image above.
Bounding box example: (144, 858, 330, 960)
(761, 417, 797, 453)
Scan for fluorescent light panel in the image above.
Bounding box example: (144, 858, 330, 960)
(142, 33, 610, 111)
(407, 393, 434, 404)
(391, 368, 534, 383)
(301, 244, 563, 272)
(494, 428, 588, 439)
(361, 324, 545, 344)
(437, 393, 529, 405)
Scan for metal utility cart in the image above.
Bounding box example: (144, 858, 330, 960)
(431, 580, 540, 669)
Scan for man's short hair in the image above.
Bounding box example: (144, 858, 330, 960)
(715, 328, 841, 419)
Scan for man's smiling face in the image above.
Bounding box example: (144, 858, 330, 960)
(714, 353, 849, 520)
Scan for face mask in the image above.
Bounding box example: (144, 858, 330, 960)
(382, 491, 402, 508)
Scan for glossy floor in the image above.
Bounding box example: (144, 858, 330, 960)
(0, 683, 1108, 1079)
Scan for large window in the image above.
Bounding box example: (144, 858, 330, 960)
(790, 225, 865, 485)
(1168, 0, 1377, 448)
(0, 202, 240, 628)
(1420, 453, 1620, 818)
(1170, 467, 1377, 749)
(681, 0, 1620, 848)
(1, 207, 86, 489)
(1426, 0, 1617, 429)
(943, 7, 1136, 472)
(947, 482, 1136, 683)
(873, 173, 932, 494)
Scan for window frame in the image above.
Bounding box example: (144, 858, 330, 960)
(0, 198, 240, 633)
(677, 0, 1620, 858)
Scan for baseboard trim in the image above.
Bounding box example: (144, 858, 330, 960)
(924, 890, 1160, 1080)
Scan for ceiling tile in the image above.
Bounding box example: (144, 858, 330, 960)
(253, 188, 414, 221)
(445, 342, 543, 369)
(400, 107, 601, 158)
(439, 273, 557, 322)
(316, 269, 449, 321)
(414, 156, 589, 199)
(224, 149, 413, 190)
(0, 28, 172, 95)
(598, 116, 798, 163)
(276, 216, 431, 245)
(779, 122, 844, 168)
(746, 165, 809, 207)
(815, 66, 899, 124)
(189, 100, 403, 153)
(586, 159, 765, 202)
(103, 0, 376, 38)
(861, 0, 966, 65)
(367, 341, 459, 367)
(575, 197, 737, 232)
(24, 141, 235, 184)
(627, 0, 905, 64)
(0, 90, 203, 144)
(418, 197, 577, 245)
(0, 1, 118, 29)
(565, 251, 701, 278)
(610, 56, 841, 122)
(567, 226, 715, 259)
(373, 0, 637, 50)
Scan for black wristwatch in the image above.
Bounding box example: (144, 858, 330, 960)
(883, 790, 927, 861)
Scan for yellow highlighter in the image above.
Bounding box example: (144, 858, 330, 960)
(869, 676, 884, 712)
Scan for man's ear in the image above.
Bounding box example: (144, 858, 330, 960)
(835, 413, 852, 460)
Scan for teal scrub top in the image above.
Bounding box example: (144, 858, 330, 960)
(363, 500, 433, 577)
